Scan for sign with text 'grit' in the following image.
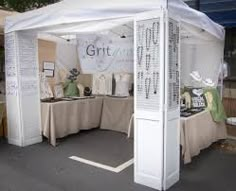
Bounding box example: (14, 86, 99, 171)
(77, 34, 133, 73)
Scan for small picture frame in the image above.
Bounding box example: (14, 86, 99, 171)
(43, 61, 55, 70)
(44, 69, 54, 77)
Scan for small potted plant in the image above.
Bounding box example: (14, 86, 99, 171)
(64, 68, 80, 97)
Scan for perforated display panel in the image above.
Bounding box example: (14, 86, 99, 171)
(168, 19, 179, 110)
(136, 18, 161, 111)
(17, 32, 41, 144)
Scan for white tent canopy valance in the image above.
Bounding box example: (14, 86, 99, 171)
(5, 0, 224, 40)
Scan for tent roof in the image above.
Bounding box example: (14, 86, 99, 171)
(5, 0, 225, 40)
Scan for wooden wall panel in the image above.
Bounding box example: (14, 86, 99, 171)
(37, 39, 93, 89)
(38, 39, 56, 87)
(223, 97, 236, 117)
(223, 97, 236, 137)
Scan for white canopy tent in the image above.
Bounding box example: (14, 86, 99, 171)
(5, 0, 225, 86)
(4, 0, 225, 190)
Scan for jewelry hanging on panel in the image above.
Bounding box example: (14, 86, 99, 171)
(140, 71, 144, 92)
(173, 82, 177, 103)
(173, 33, 177, 53)
(137, 71, 144, 92)
(146, 54, 151, 71)
(169, 21, 174, 43)
(138, 24, 145, 45)
(169, 45, 173, 80)
(174, 71, 180, 105)
(146, 28, 151, 51)
(152, 45, 159, 66)
(137, 72, 141, 92)
(137, 46, 143, 66)
(176, 26, 180, 44)
(153, 71, 159, 94)
(145, 77, 151, 99)
(169, 82, 173, 108)
(175, 81, 180, 105)
(152, 22, 159, 45)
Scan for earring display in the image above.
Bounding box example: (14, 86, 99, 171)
(137, 46, 143, 66)
(136, 18, 161, 111)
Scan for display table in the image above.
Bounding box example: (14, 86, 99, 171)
(100, 96, 134, 134)
(41, 97, 103, 146)
(180, 110, 227, 164)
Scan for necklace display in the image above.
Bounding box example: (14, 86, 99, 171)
(146, 54, 151, 71)
(153, 72, 159, 94)
(152, 22, 159, 45)
(137, 46, 143, 66)
(145, 77, 151, 99)
(136, 18, 163, 111)
(146, 28, 151, 51)
(138, 24, 144, 44)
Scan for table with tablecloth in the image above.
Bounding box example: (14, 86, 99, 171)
(180, 110, 227, 164)
(100, 96, 134, 134)
(41, 97, 103, 146)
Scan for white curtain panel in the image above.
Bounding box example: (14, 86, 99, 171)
(55, 42, 80, 82)
(180, 23, 224, 87)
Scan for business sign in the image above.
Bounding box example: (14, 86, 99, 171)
(77, 34, 133, 73)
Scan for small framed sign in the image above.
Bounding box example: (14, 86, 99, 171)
(43, 61, 55, 70)
(44, 69, 54, 77)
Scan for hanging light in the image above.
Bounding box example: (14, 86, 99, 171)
(120, 34, 126, 38)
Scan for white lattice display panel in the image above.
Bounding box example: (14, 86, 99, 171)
(5, 31, 42, 146)
(168, 19, 180, 110)
(136, 18, 161, 111)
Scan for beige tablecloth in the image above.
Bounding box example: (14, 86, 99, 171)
(41, 97, 103, 146)
(100, 96, 134, 134)
(180, 110, 227, 164)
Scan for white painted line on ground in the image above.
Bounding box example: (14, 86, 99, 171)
(69, 156, 134, 173)
(115, 158, 134, 173)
